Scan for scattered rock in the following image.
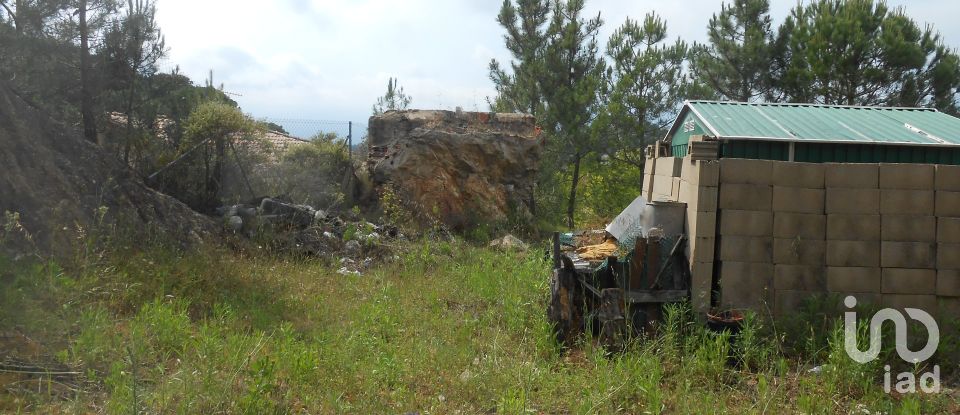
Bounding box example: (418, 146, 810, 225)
(337, 267, 360, 276)
(344, 240, 361, 255)
(226, 216, 243, 233)
(489, 234, 528, 251)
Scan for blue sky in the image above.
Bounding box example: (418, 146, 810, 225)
(154, 0, 960, 138)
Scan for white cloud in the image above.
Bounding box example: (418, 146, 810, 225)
(154, 0, 960, 138)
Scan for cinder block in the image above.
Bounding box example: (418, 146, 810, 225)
(825, 163, 879, 188)
(772, 162, 825, 189)
(774, 213, 826, 239)
(939, 297, 960, 315)
(691, 261, 714, 313)
(879, 163, 935, 190)
(881, 241, 936, 269)
(882, 268, 937, 295)
(686, 210, 716, 239)
(652, 175, 675, 200)
(719, 261, 774, 309)
(681, 159, 719, 187)
(881, 294, 938, 316)
(827, 267, 881, 293)
(644, 158, 656, 176)
(719, 236, 773, 263)
(655, 156, 682, 177)
(774, 238, 826, 265)
(827, 214, 881, 241)
(881, 215, 936, 242)
(937, 217, 960, 243)
(880, 189, 934, 215)
(719, 183, 772, 211)
(672, 177, 682, 199)
(720, 158, 774, 185)
(642, 172, 654, 200)
(679, 182, 719, 212)
(719, 210, 773, 237)
(773, 187, 825, 214)
(937, 243, 960, 269)
(936, 191, 960, 217)
(935, 165, 960, 191)
(826, 188, 880, 214)
(826, 240, 880, 267)
(937, 270, 960, 297)
(774, 264, 826, 291)
(837, 293, 882, 309)
(775, 290, 823, 317)
(687, 236, 716, 264)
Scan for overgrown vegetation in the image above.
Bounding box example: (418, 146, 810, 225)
(1, 233, 956, 413)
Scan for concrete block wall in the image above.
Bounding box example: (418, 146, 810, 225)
(771, 162, 827, 317)
(709, 160, 960, 320)
(824, 163, 881, 314)
(643, 153, 718, 312)
(715, 159, 776, 311)
(643, 156, 960, 322)
(936, 165, 960, 325)
(680, 157, 719, 313)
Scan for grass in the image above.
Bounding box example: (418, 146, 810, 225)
(0, 237, 958, 413)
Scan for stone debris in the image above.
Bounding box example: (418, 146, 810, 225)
(488, 234, 529, 251)
(213, 197, 401, 267)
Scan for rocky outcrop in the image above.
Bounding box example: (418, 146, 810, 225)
(366, 110, 543, 230)
(0, 82, 217, 255)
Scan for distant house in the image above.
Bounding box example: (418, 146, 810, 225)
(258, 130, 309, 154)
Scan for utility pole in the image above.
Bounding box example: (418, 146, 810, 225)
(348, 121, 353, 160)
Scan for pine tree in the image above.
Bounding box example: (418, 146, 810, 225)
(600, 13, 703, 168)
(769, 0, 960, 110)
(488, 0, 551, 115)
(539, 0, 604, 229)
(371, 77, 411, 115)
(692, 0, 774, 102)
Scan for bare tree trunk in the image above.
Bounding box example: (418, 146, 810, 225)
(566, 153, 581, 230)
(1, 1, 19, 34)
(210, 136, 226, 209)
(79, 0, 97, 143)
(123, 74, 137, 165)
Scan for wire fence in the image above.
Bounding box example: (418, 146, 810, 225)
(262, 118, 367, 142)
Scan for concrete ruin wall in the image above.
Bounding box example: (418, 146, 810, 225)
(643, 153, 960, 320)
(366, 110, 543, 230)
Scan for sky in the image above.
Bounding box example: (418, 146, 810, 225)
(154, 0, 960, 139)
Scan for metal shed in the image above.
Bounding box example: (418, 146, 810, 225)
(666, 101, 960, 164)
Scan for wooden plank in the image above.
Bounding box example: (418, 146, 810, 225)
(646, 237, 661, 288)
(629, 238, 647, 291)
(552, 232, 561, 269)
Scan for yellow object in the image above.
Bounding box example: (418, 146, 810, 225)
(576, 239, 618, 261)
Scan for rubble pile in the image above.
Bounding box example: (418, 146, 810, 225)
(215, 197, 401, 274)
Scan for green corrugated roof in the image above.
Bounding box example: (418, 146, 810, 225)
(667, 101, 960, 147)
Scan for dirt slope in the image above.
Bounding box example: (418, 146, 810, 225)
(0, 83, 217, 254)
